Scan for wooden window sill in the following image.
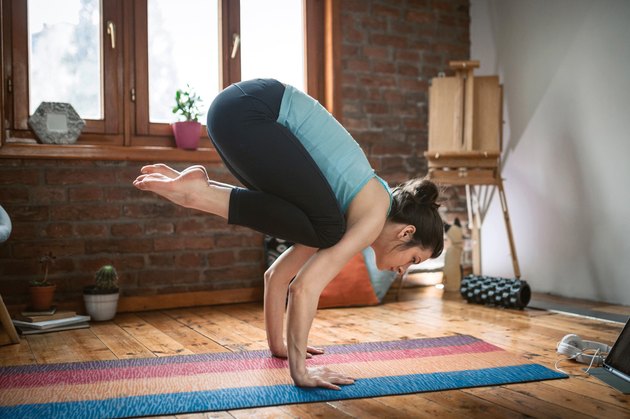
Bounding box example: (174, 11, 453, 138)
(0, 140, 221, 162)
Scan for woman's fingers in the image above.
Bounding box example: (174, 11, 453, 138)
(306, 346, 325, 355)
(317, 380, 341, 391)
(316, 375, 355, 391)
(329, 370, 355, 383)
(333, 377, 355, 385)
(306, 366, 355, 390)
(272, 344, 321, 359)
(326, 369, 355, 386)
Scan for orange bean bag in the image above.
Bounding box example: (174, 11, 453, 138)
(318, 252, 380, 308)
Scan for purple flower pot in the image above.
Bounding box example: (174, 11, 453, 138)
(172, 121, 202, 150)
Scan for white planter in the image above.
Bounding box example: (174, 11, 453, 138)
(83, 292, 119, 321)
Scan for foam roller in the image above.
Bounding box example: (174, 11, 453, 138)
(460, 275, 531, 309)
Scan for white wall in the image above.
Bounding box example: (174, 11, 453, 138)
(470, 0, 630, 304)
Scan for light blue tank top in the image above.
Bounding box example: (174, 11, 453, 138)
(277, 84, 391, 213)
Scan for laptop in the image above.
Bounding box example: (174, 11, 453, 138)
(589, 318, 630, 393)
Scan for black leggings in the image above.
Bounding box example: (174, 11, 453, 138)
(206, 79, 345, 249)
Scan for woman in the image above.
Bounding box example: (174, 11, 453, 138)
(133, 79, 444, 390)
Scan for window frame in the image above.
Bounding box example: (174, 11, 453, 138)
(0, 0, 336, 162)
(6, 0, 124, 143)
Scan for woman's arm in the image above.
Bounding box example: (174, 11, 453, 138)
(264, 244, 319, 357)
(286, 178, 390, 389)
(286, 245, 358, 389)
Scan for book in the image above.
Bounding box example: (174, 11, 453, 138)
(20, 306, 57, 316)
(15, 310, 77, 323)
(16, 322, 90, 335)
(12, 315, 91, 330)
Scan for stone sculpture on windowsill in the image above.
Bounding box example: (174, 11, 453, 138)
(28, 102, 85, 145)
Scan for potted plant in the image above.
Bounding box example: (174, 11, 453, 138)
(83, 265, 120, 321)
(28, 252, 57, 311)
(171, 84, 203, 150)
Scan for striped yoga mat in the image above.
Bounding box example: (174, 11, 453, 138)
(0, 335, 565, 418)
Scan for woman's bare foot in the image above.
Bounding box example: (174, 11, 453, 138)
(141, 164, 234, 189)
(133, 164, 233, 218)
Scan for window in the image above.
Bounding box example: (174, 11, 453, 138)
(240, 0, 305, 90)
(147, 0, 219, 124)
(1, 0, 332, 160)
(28, 0, 103, 119)
(5, 0, 121, 142)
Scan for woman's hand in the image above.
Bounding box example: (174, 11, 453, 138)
(271, 344, 324, 359)
(293, 366, 355, 391)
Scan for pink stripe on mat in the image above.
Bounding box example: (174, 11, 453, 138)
(1, 351, 523, 405)
(1, 341, 499, 389)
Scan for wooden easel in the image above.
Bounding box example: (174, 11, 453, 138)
(0, 295, 19, 344)
(425, 60, 520, 278)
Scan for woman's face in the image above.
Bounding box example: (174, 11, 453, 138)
(374, 244, 434, 275)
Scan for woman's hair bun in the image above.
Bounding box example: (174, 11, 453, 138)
(401, 178, 440, 209)
(389, 177, 444, 258)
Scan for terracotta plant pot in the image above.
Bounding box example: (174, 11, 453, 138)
(28, 284, 56, 311)
(172, 121, 202, 150)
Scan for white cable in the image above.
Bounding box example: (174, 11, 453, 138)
(555, 348, 603, 376)
(554, 356, 576, 376)
(584, 348, 601, 374)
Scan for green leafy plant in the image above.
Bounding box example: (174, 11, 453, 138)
(30, 252, 56, 286)
(172, 85, 203, 122)
(84, 265, 119, 295)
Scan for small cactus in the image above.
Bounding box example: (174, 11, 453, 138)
(95, 265, 119, 292)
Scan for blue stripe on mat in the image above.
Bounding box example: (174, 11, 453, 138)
(0, 364, 567, 419)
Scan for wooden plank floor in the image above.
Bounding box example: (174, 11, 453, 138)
(1, 286, 629, 418)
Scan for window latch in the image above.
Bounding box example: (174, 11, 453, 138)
(107, 21, 116, 49)
(230, 33, 240, 59)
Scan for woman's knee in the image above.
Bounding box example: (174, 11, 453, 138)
(315, 219, 346, 249)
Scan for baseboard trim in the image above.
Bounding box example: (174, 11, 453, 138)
(117, 287, 264, 312)
(6, 288, 264, 316)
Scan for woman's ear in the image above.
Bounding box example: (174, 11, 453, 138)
(398, 225, 416, 241)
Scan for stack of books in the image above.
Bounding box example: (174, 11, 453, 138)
(12, 307, 91, 335)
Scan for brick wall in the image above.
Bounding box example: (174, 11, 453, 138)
(0, 0, 470, 308)
(0, 159, 264, 306)
(339, 0, 470, 188)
